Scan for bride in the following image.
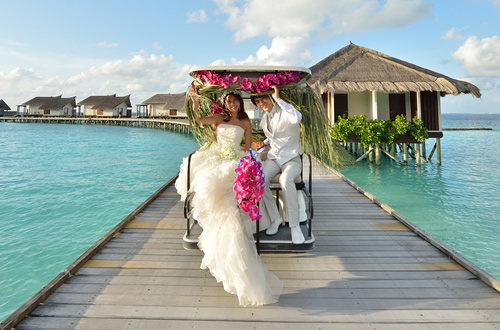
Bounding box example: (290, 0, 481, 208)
(175, 88, 282, 306)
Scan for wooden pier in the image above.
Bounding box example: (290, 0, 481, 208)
(2, 161, 500, 329)
(0, 116, 191, 134)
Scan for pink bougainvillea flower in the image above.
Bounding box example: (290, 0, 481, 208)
(211, 101, 224, 115)
(193, 70, 300, 92)
(249, 206, 262, 221)
(239, 78, 252, 91)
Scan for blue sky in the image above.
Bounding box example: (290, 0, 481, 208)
(0, 0, 499, 113)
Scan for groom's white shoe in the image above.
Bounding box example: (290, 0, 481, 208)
(266, 218, 281, 236)
(291, 225, 305, 244)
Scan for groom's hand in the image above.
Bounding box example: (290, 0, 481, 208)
(270, 85, 281, 102)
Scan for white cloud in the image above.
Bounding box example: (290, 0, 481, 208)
(153, 41, 162, 51)
(452, 35, 500, 77)
(216, 0, 326, 41)
(342, 0, 433, 32)
(489, 0, 500, 8)
(442, 27, 468, 40)
(0, 51, 193, 107)
(98, 41, 120, 48)
(213, 34, 313, 66)
(65, 51, 192, 101)
(4, 40, 28, 47)
(0, 68, 42, 97)
(187, 9, 208, 23)
(213, 0, 433, 66)
(215, 0, 433, 41)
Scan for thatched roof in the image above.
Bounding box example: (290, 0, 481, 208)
(21, 95, 77, 109)
(78, 94, 132, 109)
(0, 99, 11, 110)
(142, 93, 186, 110)
(308, 43, 481, 98)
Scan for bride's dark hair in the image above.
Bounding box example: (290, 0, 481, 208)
(222, 92, 249, 122)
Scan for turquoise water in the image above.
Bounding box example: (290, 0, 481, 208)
(340, 113, 500, 281)
(1, 115, 499, 321)
(0, 122, 198, 322)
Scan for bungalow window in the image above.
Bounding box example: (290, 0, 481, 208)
(64, 108, 69, 115)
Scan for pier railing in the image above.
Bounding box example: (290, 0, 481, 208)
(0, 116, 192, 135)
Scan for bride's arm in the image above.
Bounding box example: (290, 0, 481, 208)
(191, 89, 222, 126)
(243, 119, 252, 152)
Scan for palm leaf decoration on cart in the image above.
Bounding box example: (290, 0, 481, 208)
(183, 66, 353, 169)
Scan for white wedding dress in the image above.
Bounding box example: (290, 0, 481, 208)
(176, 124, 282, 306)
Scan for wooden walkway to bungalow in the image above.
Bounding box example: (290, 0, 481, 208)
(0, 116, 191, 134)
(3, 161, 500, 329)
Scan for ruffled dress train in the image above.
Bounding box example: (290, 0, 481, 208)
(175, 124, 282, 306)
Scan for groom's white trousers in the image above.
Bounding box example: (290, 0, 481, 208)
(260, 156, 302, 228)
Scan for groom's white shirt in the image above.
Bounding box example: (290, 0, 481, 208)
(260, 100, 303, 165)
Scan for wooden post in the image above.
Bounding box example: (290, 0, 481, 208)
(369, 146, 373, 163)
(416, 143, 421, 166)
(428, 142, 437, 160)
(375, 144, 380, 165)
(403, 143, 408, 163)
(436, 138, 441, 165)
(380, 146, 406, 166)
(355, 147, 373, 163)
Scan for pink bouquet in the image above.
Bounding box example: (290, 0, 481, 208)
(233, 148, 265, 221)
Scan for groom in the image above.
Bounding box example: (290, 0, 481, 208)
(251, 85, 305, 244)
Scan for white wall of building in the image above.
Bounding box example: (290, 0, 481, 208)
(345, 92, 371, 117)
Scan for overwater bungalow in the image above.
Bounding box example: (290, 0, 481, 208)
(77, 94, 132, 117)
(138, 93, 187, 118)
(18, 95, 76, 117)
(0, 99, 11, 116)
(308, 42, 481, 164)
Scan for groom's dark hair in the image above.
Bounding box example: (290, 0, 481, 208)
(250, 94, 271, 107)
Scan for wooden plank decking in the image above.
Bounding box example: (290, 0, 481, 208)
(6, 162, 500, 329)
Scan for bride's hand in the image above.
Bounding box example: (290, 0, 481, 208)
(189, 85, 199, 105)
(252, 141, 265, 150)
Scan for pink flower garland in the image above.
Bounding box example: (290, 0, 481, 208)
(192, 70, 301, 93)
(233, 148, 265, 221)
(210, 100, 224, 115)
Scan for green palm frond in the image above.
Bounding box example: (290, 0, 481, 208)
(182, 87, 221, 146)
(279, 85, 353, 168)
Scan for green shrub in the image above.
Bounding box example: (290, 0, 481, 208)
(331, 114, 428, 147)
(408, 117, 429, 143)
